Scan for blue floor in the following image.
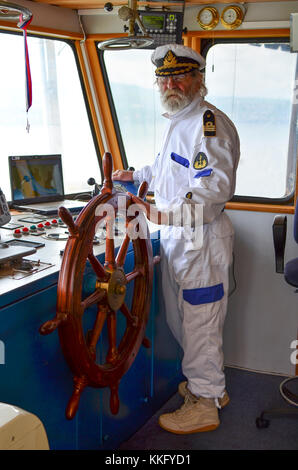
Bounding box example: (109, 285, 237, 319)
(118, 367, 298, 450)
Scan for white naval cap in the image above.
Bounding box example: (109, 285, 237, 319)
(151, 44, 206, 77)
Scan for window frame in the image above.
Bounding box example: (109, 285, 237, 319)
(201, 36, 297, 206)
(97, 46, 129, 169)
(0, 28, 104, 198)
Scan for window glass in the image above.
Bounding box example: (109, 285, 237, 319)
(102, 42, 297, 201)
(204, 42, 298, 199)
(103, 49, 167, 170)
(0, 32, 100, 200)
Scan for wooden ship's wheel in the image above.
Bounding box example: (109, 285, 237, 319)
(39, 152, 159, 420)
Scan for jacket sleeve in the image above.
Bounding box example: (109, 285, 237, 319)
(133, 153, 160, 191)
(133, 166, 153, 186)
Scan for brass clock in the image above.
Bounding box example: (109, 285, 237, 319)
(220, 5, 244, 30)
(197, 7, 219, 31)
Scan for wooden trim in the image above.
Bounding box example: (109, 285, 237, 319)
(87, 33, 126, 41)
(85, 29, 290, 43)
(226, 202, 295, 214)
(75, 41, 105, 157)
(83, 39, 123, 169)
(29, 0, 298, 7)
(182, 35, 201, 50)
(187, 28, 290, 40)
(185, 0, 297, 3)
(0, 20, 84, 40)
(191, 37, 201, 51)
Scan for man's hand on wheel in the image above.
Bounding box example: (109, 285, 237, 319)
(128, 193, 169, 226)
(112, 170, 134, 182)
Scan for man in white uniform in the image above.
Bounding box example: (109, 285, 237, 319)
(113, 44, 240, 434)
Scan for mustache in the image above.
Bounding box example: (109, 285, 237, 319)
(161, 89, 185, 101)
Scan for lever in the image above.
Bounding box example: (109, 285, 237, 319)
(87, 177, 101, 197)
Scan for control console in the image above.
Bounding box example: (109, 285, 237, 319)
(0, 188, 11, 227)
(136, 11, 184, 48)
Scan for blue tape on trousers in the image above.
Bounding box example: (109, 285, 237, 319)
(183, 283, 224, 305)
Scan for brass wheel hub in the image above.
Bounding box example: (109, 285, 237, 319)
(97, 268, 127, 311)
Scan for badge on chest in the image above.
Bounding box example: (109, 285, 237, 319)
(193, 152, 208, 170)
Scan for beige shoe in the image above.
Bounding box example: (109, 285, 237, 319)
(178, 381, 230, 408)
(159, 394, 219, 434)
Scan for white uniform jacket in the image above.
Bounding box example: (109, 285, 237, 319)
(133, 94, 240, 280)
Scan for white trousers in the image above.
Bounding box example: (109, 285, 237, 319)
(160, 215, 233, 399)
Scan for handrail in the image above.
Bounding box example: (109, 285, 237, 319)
(98, 0, 153, 50)
(0, 1, 32, 23)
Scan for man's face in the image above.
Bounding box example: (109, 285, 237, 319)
(157, 73, 201, 114)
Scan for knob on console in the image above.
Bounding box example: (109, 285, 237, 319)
(87, 177, 101, 197)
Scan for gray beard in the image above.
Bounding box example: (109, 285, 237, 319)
(160, 89, 192, 114)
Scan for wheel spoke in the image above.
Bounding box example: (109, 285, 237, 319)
(82, 288, 106, 311)
(105, 237, 115, 270)
(105, 215, 116, 270)
(106, 310, 118, 363)
(116, 234, 130, 267)
(126, 266, 145, 283)
(120, 303, 138, 327)
(88, 253, 107, 279)
(88, 304, 108, 354)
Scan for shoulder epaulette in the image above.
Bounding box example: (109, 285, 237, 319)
(203, 110, 216, 137)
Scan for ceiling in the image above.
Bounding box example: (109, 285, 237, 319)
(31, 0, 296, 10)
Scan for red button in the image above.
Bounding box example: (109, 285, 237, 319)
(22, 227, 29, 233)
(37, 223, 44, 228)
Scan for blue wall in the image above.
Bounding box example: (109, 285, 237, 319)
(0, 239, 183, 450)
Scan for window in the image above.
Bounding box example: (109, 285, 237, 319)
(101, 40, 298, 203)
(0, 31, 100, 201)
(101, 49, 167, 171)
(204, 41, 298, 201)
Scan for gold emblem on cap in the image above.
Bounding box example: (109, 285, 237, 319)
(155, 49, 200, 76)
(163, 50, 178, 67)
